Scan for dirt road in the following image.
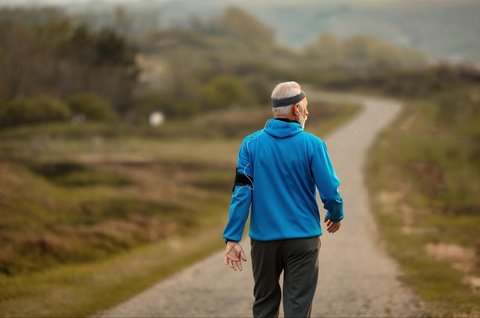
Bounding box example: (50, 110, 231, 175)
(95, 92, 426, 317)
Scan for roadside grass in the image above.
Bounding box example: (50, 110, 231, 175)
(367, 86, 480, 317)
(0, 205, 227, 317)
(0, 100, 359, 316)
(0, 157, 232, 316)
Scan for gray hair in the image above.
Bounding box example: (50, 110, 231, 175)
(271, 81, 305, 116)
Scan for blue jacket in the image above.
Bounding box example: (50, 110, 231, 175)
(223, 118, 344, 242)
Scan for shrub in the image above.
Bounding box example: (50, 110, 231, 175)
(0, 95, 71, 127)
(132, 91, 201, 121)
(66, 93, 117, 122)
(201, 75, 254, 111)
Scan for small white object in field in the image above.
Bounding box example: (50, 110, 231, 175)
(149, 112, 165, 127)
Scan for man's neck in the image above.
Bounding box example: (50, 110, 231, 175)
(274, 117, 300, 124)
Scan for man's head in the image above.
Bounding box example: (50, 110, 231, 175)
(271, 81, 309, 129)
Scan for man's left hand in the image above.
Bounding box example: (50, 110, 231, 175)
(324, 217, 341, 233)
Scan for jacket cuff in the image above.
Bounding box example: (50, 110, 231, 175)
(323, 195, 344, 222)
(325, 212, 344, 223)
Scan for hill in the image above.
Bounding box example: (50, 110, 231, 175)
(2, 0, 479, 63)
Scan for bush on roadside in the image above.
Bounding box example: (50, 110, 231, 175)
(66, 93, 117, 122)
(201, 75, 254, 111)
(0, 95, 71, 128)
(131, 91, 202, 122)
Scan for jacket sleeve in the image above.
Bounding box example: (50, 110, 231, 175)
(223, 138, 253, 242)
(311, 140, 344, 222)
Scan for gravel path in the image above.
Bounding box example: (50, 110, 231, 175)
(94, 92, 426, 317)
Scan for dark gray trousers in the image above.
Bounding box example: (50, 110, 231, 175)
(251, 237, 321, 318)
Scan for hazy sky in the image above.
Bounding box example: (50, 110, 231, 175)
(0, 0, 470, 6)
(0, 0, 165, 5)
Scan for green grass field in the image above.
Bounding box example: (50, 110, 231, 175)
(0, 100, 359, 316)
(367, 85, 480, 317)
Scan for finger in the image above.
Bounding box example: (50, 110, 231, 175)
(225, 247, 235, 262)
(327, 222, 334, 232)
(330, 223, 339, 233)
(226, 255, 237, 267)
(224, 255, 229, 266)
(237, 260, 243, 271)
(327, 220, 337, 230)
(225, 254, 238, 263)
(328, 224, 336, 233)
(227, 252, 239, 261)
(241, 249, 247, 262)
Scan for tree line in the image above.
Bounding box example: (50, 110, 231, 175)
(1, 5, 467, 128)
(0, 7, 138, 127)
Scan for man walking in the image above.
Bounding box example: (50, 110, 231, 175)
(223, 81, 344, 318)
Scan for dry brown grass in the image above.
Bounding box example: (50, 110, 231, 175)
(367, 89, 480, 316)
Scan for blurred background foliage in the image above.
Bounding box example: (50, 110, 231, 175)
(0, 5, 433, 127)
(0, 2, 479, 317)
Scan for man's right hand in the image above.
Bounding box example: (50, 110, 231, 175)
(224, 241, 247, 271)
(324, 217, 341, 233)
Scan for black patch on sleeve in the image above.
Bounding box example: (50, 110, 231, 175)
(232, 169, 253, 192)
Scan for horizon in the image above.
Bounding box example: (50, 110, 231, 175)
(1, 0, 479, 63)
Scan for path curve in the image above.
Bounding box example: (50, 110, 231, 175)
(94, 92, 426, 317)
